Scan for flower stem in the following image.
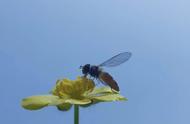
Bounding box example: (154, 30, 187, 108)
(74, 105, 79, 124)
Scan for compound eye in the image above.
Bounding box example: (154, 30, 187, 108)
(82, 64, 90, 74)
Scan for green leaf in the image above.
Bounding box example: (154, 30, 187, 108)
(21, 95, 64, 110)
(92, 94, 127, 102)
(57, 103, 72, 111)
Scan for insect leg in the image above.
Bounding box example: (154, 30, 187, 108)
(96, 79, 101, 86)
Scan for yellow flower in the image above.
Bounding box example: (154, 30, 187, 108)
(21, 77, 127, 111)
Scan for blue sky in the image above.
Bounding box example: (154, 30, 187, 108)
(0, 0, 190, 124)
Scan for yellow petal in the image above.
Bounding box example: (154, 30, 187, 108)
(73, 77, 95, 94)
(90, 87, 113, 95)
(52, 77, 95, 99)
(21, 95, 64, 110)
(92, 94, 127, 102)
(65, 98, 92, 105)
(52, 79, 73, 97)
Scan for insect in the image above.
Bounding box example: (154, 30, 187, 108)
(80, 52, 132, 91)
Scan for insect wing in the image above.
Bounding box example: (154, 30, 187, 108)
(99, 52, 132, 67)
(99, 72, 120, 91)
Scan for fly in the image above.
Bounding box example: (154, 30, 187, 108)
(80, 52, 132, 91)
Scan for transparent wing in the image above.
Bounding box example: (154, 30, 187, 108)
(99, 52, 132, 67)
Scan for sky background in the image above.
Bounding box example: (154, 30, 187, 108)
(0, 0, 190, 124)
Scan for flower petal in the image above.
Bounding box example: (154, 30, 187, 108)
(92, 94, 127, 102)
(80, 101, 99, 108)
(52, 77, 95, 99)
(73, 77, 95, 95)
(21, 95, 64, 110)
(54, 79, 74, 97)
(65, 98, 92, 105)
(90, 87, 114, 95)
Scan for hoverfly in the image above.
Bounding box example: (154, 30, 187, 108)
(80, 52, 132, 91)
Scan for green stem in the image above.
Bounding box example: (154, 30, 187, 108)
(74, 105, 79, 124)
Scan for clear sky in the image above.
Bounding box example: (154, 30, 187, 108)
(0, 0, 190, 124)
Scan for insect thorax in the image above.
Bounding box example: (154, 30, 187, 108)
(89, 65, 101, 78)
(82, 64, 102, 78)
